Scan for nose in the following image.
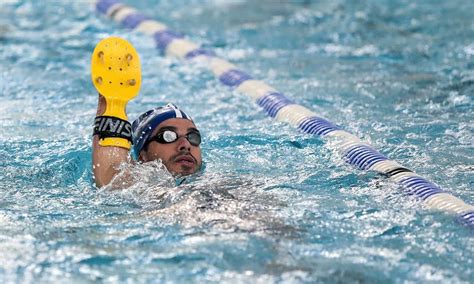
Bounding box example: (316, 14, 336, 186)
(176, 136, 191, 152)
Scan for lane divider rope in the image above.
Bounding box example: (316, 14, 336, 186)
(93, 0, 474, 228)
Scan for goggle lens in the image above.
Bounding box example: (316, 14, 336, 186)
(154, 130, 201, 146)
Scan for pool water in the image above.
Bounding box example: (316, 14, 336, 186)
(1, 0, 473, 282)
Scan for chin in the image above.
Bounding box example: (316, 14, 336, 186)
(170, 166, 195, 177)
(167, 161, 201, 176)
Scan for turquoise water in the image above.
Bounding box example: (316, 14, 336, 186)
(1, 0, 473, 282)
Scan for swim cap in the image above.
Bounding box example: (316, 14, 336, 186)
(131, 103, 193, 158)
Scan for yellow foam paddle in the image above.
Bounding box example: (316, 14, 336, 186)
(91, 36, 141, 149)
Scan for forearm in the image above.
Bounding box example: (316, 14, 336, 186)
(92, 95, 130, 188)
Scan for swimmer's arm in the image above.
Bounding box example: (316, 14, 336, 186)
(92, 94, 131, 188)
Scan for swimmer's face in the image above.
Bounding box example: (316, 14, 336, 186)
(139, 118, 202, 176)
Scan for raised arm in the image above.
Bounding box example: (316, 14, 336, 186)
(92, 94, 130, 188)
(90, 37, 142, 188)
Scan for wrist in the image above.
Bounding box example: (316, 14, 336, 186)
(93, 116, 132, 149)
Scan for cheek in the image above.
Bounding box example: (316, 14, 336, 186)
(192, 148, 202, 163)
(147, 145, 173, 162)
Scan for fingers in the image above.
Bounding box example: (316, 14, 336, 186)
(96, 93, 107, 116)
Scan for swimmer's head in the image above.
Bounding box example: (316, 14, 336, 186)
(132, 103, 202, 176)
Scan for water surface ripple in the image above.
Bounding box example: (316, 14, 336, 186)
(0, 0, 473, 283)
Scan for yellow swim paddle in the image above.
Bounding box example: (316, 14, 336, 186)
(91, 36, 141, 149)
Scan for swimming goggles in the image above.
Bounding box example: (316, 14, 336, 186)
(148, 129, 201, 147)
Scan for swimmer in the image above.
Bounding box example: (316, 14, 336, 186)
(91, 37, 202, 188)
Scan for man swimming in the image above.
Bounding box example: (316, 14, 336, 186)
(92, 97, 202, 188)
(91, 37, 202, 188)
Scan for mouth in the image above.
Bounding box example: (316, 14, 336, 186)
(174, 154, 196, 168)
